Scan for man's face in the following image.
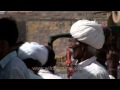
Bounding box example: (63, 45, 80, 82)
(68, 38, 83, 60)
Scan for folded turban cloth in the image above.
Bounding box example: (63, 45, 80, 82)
(18, 42, 48, 66)
(70, 19, 105, 49)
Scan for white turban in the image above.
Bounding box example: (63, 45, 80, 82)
(18, 42, 48, 66)
(70, 19, 105, 49)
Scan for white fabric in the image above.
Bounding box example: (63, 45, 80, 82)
(38, 69, 62, 79)
(18, 42, 48, 66)
(71, 56, 110, 79)
(70, 19, 105, 49)
(109, 75, 115, 79)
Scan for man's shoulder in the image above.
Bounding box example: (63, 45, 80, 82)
(8, 56, 27, 69)
(88, 62, 107, 73)
(74, 62, 107, 76)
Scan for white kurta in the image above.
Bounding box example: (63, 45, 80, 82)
(38, 69, 62, 79)
(71, 56, 110, 79)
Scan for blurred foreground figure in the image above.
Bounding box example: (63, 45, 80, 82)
(18, 42, 62, 79)
(0, 17, 30, 79)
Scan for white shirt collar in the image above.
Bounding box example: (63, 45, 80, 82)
(77, 56, 97, 68)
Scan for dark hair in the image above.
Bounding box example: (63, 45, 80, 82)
(14, 41, 25, 52)
(23, 58, 42, 75)
(0, 17, 18, 46)
(43, 46, 56, 67)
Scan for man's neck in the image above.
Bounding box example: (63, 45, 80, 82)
(78, 52, 94, 63)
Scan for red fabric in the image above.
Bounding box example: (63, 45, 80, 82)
(65, 48, 74, 78)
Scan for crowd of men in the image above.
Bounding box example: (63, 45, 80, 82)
(0, 17, 119, 79)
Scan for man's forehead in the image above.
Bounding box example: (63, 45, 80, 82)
(68, 38, 77, 41)
(68, 38, 86, 46)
